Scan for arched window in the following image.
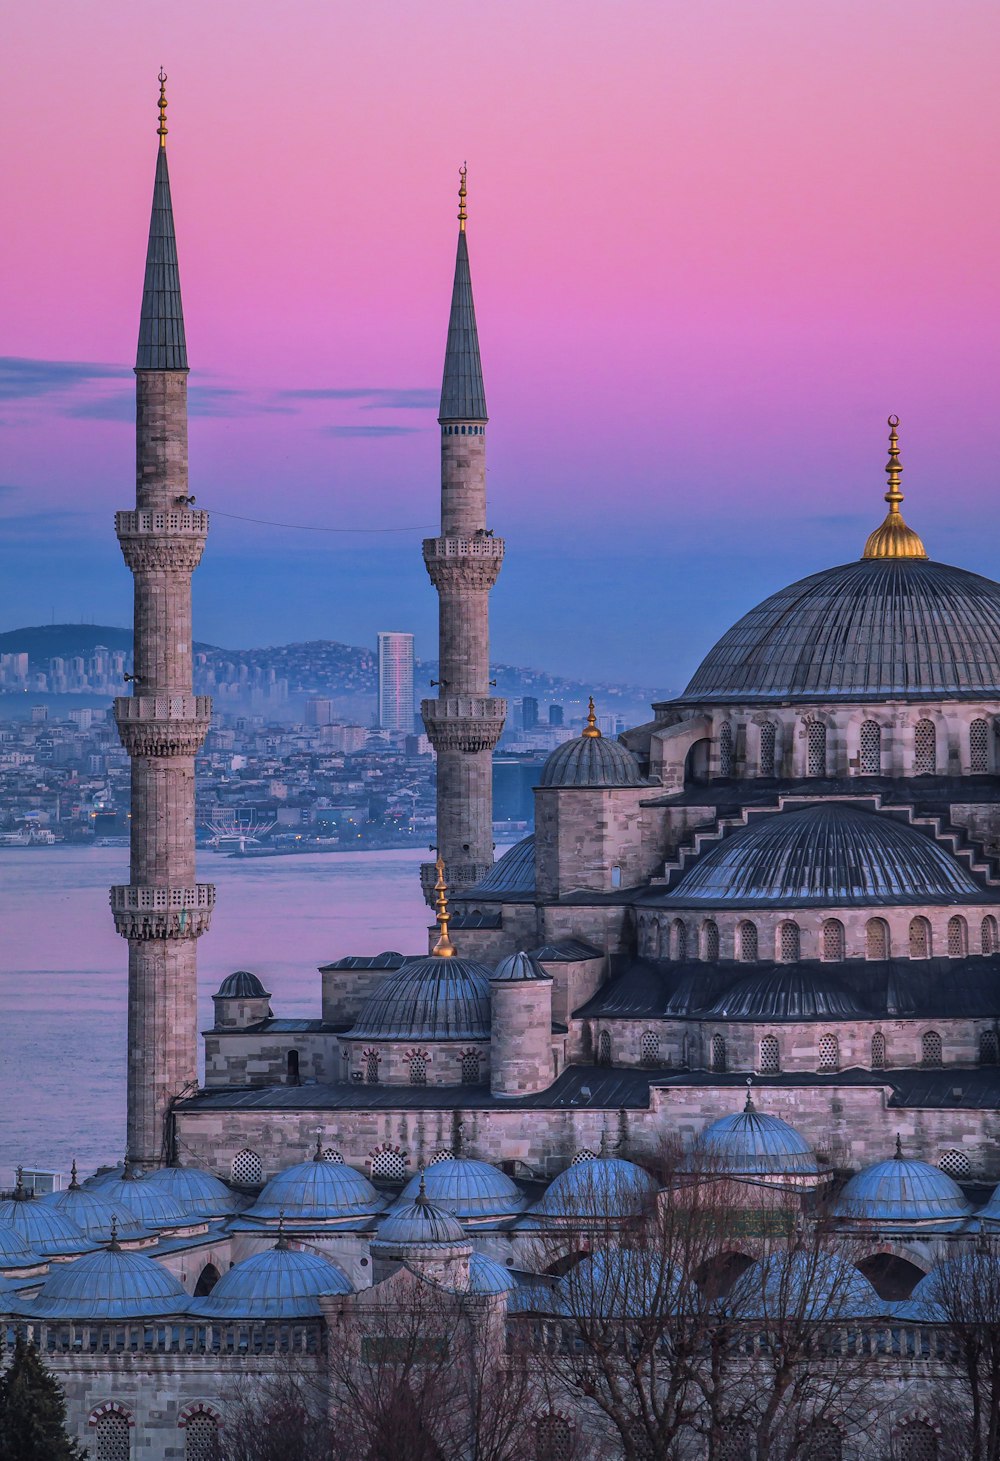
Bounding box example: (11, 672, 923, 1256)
(193, 1262, 220, 1297)
(759, 721, 776, 777)
(598, 1030, 612, 1066)
(948, 915, 968, 958)
(364, 1048, 380, 1084)
(737, 920, 758, 962)
(640, 1030, 660, 1066)
(909, 916, 932, 959)
(807, 720, 827, 776)
(821, 918, 845, 961)
(980, 1031, 999, 1066)
(647, 920, 662, 960)
(871, 1031, 886, 1069)
(671, 919, 688, 961)
(719, 721, 734, 777)
(866, 918, 889, 960)
(983, 916, 1000, 955)
(818, 1033, 840, 1071)
(286, 1049, 300, 1084)
(183, 1414, 220, 1461)
(91, 1411, 132, 1461)
(859, 719, 881, 774)
(914, 719, 937, 774)
(231, 1149, 262, 1185)
(322, 1148, 345, 1163)
(460, 1049, 481, 1084)
(939, 1150, 971, 1180)
(971, 718, 990, 773)
(535, 1415, 574, 1461)
(759, 1034, 780, 1074)
(896, 1421, 938, 1461)
(922, 1030, 943, 1067)
(711, 1034, 727, 1073)
(408, 1051, 427, 1085)
(777, 920, 800, 962)
(702, 920, 720, 961)
(802, 1422, 842, 1461)
(369, 1145, 407, 1181)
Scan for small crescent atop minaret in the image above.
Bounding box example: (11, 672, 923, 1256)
(458, 163, 468, 232)
(157, 68, 168, 148)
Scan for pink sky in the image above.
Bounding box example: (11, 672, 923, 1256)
(2, 1, 999, 684)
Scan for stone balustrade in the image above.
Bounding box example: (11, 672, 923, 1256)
(110, 884, 215, 940)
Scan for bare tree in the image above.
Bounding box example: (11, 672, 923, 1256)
(218, 1365, 331, 1461)
(913, 1240, 1000, 1461)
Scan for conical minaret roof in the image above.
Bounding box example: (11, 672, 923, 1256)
(438, 168, 486, 423)
(136, 74, 187, 371)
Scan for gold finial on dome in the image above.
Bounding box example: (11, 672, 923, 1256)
(582, 696, 602, 739)
(157, 68, 168, 148)
(862, 415, 927, 560)
(458, 163, 468, 232)
(432, 855, 456, 957)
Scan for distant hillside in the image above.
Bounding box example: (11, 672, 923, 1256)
(0, 624, 135, 659)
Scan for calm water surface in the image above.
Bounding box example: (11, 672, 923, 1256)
(0, 846, 433, 1186)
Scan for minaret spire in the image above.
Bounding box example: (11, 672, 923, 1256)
(137, 73, 187, 372)
(420, 168, 506, 902)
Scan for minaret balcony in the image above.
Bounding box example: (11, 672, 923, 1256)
(422, 536, 504, 592)
(421, 696, 507, 753)
(116, 509, 208, 573)
(114, 695, 212, 758)
(111, 884, 215, 940)
(419, 860, 493, 901)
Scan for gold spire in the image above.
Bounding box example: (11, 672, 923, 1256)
(581, 695, 601, 739)
(862, 415, 927, 560)
(157, 68, 168, 148)
(432, 855, 456, 957)
(458, 163, 467, 232)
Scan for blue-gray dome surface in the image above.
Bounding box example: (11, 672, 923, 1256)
(192, 1244, 351, 1319)
(666, 803, 980, 907)
(216, 970, 270, 999)
(701, 968, 868, 1021)
(534, 1157, 659, 1220)
(247, 1158, 384, 1222)
(977, 1183, 1000, 1225)
(464, 836, 535, 897)
(491, 952, 551, 984)
(399, 1160, 525, 1219)
(143, 1164, 240, 1217)
(555, 1249, 679, 1319)
(539, 734, 642, 789)
(0, 1221, 40, 1269)
(832, 1153, 971, 1224)
(679, 557, 1000, 704)
(93, 1174, 193, 1231)
(729, 1252, 882, 1320)
(23, 1247, 191, 1320)
(374, 1194, 467, 1247)
(345, 955, 492, 1041)
(467, 1252, 516, 1294)
(686, 1105, 818, 1176)
(0, 1198, 95, 1257)
(40, 1186, 153, 1243)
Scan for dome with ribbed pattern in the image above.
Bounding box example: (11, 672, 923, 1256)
(144, 1164, 240, 1217)
(539, 734, 642, 789)
(192, 1243, 351, 1318)
(399, 1159, 525, 1219)
(832, 1150, 971, 1224)
(345, 955, 492, 1041)
(685, 1103, 818, 1176)
(246, 1157, 384, 1222)
(23, 1247, 190, 1320)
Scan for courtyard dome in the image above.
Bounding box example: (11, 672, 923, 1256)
(95, 1168, 193, 1231)
(0, 1179, 95, 1257)
(540, 701, 642, 789)
(491, 952, 550, 983)
(666, 803, 979, 906)
(468, 1253, 516, 1294)
(345, 954, 492, 1041)
(216, 970, 269, 999)
(40, 1176, 153, 1243)
(143, 1164, 240, 1217)
(534, 1156, 659, 1221)
(832, 1139, 972, 1224)
(374, 1184, 467, 1248)
(193, 1240, 351, 1319)
(686, 1097, 818, 1176)
(729, 1252, 882, 1320)
(977, 1182, 1000, 1225)
(24, 1244, 191, 1320)
(701, 968, 867, 1021)
(555, 1249, 679, 1319)
(247, 1149, 385, 1222)
(0, 1221, 40, 1270)
(399, 1159, 525, 1219)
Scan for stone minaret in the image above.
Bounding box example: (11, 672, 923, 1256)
(420, 169, 506, 902)
(111, 73, 214, 1169)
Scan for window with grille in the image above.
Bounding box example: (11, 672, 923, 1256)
(408, 1052, 428, 1085)
(671, 920, 688, 961)
(719, 722, 734, 777)
(760, 1034, 780, 1074)
(866, 918, 889, 960)
(712, 1034, 727, 1073)
(807, 720, 827, 776)
(571, 1148, 597, 1165)
(971, 718, 990, 773)
(640, 1030, 660, 1066)
(737, 921, 758, 962)
(947, 916, 968, 958)
(922, 1030, 943, 1067)
(897, 1423, 939, 1461)
(818, 1034, 839, 1071)
(871, 1032, 886, 1069)
(938, 1149, 971, 1180)
(821, 918, 845, 961)
(716, 1423, 753, 1461)
(759, 721, 776, 776)
(94, 1415, 131, 1461)
(702, 921, 720, 961)
(231, 1149, 262, 1185)
(184, 1416, 219, 1461)
(802, 1422, 842, 1461)
(460, 1050, 481, 1084)
(778, 921, 800, 962)
(914, 719, 937, 774)
(535, 1416, 573, 1461)
(980, 1031, 999, 1066)
(430, 1149, 454, 1164)
(322, 1148, 344, 1163)
(598, 1030, 612, 1065)
(909, 917, 931, 959)
(364, 1049, 380, 1084)
(859, 719, 881, 774)
(370, 1146, 407, 1181)
(983, 917, 1000, 955)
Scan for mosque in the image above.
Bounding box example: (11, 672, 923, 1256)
(4, 76, 1000, 1460)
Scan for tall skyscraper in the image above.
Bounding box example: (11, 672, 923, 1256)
(548, 703, 564, 727)
(377, 632, 414, 734)
(111, 75, 213, 1169)
(521, 696, 539, 731)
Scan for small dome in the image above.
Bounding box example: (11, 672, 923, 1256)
(701, 968, 868, 1021)
(666, 803, 979, 906)
(729, 1252, 882, 1320)
(40, 1185, 152, 1244)
(465, 836, 536, 897)
(687, 1100, 818, 1177)
(539, 733, 642, 789)
(345, 954, 492, 1041)
(0, 1192, 94, 1258)
(216, 970, 270, 999)
(193, 1242, 351, 1319)
(832, 1143, 972, 1224)
(374, 1189, 467, 1248)
(143, 1164, 240, 1218)
(247, 1154, 384, 1222)
(0, 1221, 40, 1270)
(24, 1246, 190, 1320)
(491, 952, 551, 984)
(534, 1157, 659, 1221)
(978, 1183, 1000, 1225)
(555, 1249, 678, 1319)
(906, 1256, 977, 1319)
(468, 1252, 516, 1294)
(95, 1171, 193, 1231)
(399, 1160, 525, 1219)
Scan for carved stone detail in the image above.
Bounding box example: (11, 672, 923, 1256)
(111, 883, 215, 941)
(421, 696, 507, 753)
(114, 695, 212, 758)
(116, 510, 208, 573)
(423, 536, 504, 593)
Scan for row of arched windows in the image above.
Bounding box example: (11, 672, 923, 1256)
(716, 1417, 941, 1461)
(717, 716, 993, 778)
(91, 1405, 219, 1461)
(648, 914, 1000, 963)
(359, 1048, 482, 1085)
(741, 1027, 997, 1073)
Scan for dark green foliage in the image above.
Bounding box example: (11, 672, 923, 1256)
(0, 1336, 87, 1461)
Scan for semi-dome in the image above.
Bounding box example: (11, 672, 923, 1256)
(491, 952, 551, 984)
(701, 968, 868, 1021)
(686, 1099, 818, 1176)
(24, 1244, 191, 1320)
(246, 1150, 384, 1222)
(534, 1156, 659, 1221)
(143, 1164, 240, 1217)
(95, 1169, 194, 1231)
(729, 1252, 882, 1320)
(216, 970, 270, 999)
(665, 803, 980, 906)
(539, 705, 643, 789)
(398, 1159, 525, 1219)
(345, 954, 492, 1041)
(193, 1240, 351, 1319)
(832, 1140, 972, 1224)
(374, 1186, 467, 1248)
(0, 1182, 95, 1257)
(465, 835, 535, 898)
(40, 1179, 153, 1243)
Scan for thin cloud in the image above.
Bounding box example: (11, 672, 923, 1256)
(281, 386, 437, 410)
(0, 357, 125, 400)
(327, 424, 420, 438)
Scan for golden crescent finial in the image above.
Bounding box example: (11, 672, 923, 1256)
(157, 68, 168, 148)
(458, 163, 468, 233)
(582, 695, 601, 738)
(861, 414, 927, 560)
(432, 854, 456, 956)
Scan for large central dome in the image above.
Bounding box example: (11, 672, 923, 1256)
(678, 558, 1000, 704)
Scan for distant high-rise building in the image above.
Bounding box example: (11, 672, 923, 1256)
(31, 705, 48, 723)
(548, 703, 564, 727)
(521, 696, 539, 731)
(305, 697, 334, 727)
(377, 633, 414, 734)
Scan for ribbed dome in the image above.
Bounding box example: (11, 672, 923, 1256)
(25, 1246, 191, 1320)
(466, 836, 535, 897)
(832, 1148, 971, 1224)
(0, 1196, 94, 1257)
(0, 1221, 40, 1269)
(906, 1257, 976, 1319)
(687, 1102, 818, 1176)
(468, 1252, 516, 1294)
(730, 1252, 882, 1320)
(491, 952, 551, 983)
(40, 1185, 152, 1243)
(399, 1160, 525, 1219)
(535, 1157, 659, 1220)
(345, 955, 492, 1041)
(193, 1243, 351, 1318)
(701, 968, 868, 1021)
(539, 734, 642, 789)
(374, 1192, 467, 1248)
(978, 1183, 1000, 1225)
(143, 1164, 239, 1217)
(247, 1156, 384, 1222)
(94, 1172, 193, 1231)
(680, 557, 1000, 704)
(555, 1249, 678, 1318)
(216, 970, 269, 999)
(667, 804, 979, 906)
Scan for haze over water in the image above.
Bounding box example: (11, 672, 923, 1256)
(0, 847, 433, 1187)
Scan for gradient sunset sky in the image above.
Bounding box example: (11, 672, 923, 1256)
(2, 1, 999, 687)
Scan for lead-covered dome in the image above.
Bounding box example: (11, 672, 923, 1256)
(0, 1191, 94, 1258)
(345, 954, 492, 1041)
(665, 803, 980, 906)
(729, 1252, 882, 1320)
(398, 1159, 525, 1219)
(193, 1241, 351, 1318)
(832, 1142, 971, 1225)
(686, 1100, 818, 1177)
(24, 1246, 191, 1320)
(702, 968, 868, 1021)
(534, 1156, 659, 1221)
(216, 970, 270, 999)
(143, 1164, 240, 1217)
(540, 732, 642, 789)
(246, 1153, 385, 1222)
